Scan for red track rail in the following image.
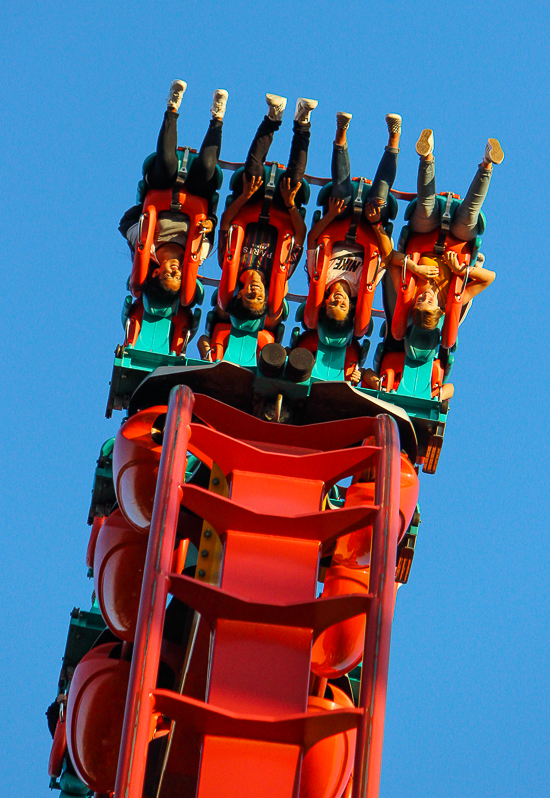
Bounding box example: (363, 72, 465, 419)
(114, 386, 401, 798)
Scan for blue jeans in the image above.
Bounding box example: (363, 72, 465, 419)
(409, 158, 492, 241)
(331, 144, 398, 218)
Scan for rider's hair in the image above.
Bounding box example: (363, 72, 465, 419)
(411, 307, 444, 331)
(142, 273, 179, 306)
(318, 300, 356, 336)
(227, 294, 267, 320)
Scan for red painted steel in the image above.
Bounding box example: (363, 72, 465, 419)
(109, 387, 402, 798)
(113, 385, 194, 798)
(352, 414, 401, 798)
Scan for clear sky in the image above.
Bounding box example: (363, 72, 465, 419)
(2, 1, 549, 796)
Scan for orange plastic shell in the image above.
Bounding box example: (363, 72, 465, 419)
(304, 216, 382, 338)
(299, 688, 357, 798)
(112, 406, 167, 533)
(47, 716, 67, 778)
(66, 643, 131, 794)
(310, 564, 371, 678)
(131, 188, 209, 307)
(377, 352, 446, 399)
(93, 509, 148, 642)
(209, 324, 275, 362)
(295, 331, 362, 382)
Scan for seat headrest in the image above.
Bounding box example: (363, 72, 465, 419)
(229, 165, 310, 207)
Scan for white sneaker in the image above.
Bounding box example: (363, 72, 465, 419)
(416, 129, 434, 157)
(211, 89, 229, 120)
(484, 138, 504, 165)
(294, 97, 318, 123)
(385, 113, 402, 135)
(167, 79, 187, 111)
(336, 112, 352, 130)
(266, 93, 287, 122)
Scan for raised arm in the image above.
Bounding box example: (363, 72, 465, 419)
(307, 197, 346, 249)
(220, 174, 264, 231)
(445, 251, 496, 302)
(280, 178, 306, 246)
(363, 202, 393, 261)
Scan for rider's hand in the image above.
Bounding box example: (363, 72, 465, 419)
(198, 219, 214, 233)
(413, 260, 440, 278)
(443, 250, 466, 274)
(242, 174, 263, 199)
(327, 196, 346, 217)
(280, 177, 301, 209)
(364, 201, 381, 224)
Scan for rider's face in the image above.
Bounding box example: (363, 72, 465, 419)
(325, 281, 351, 321)
(153, 245, 183, 292)
(415, 286, 439, 311)
(238, 270, 266, 312)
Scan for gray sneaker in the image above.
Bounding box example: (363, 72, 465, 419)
(266, 93, 287, 122)
(211, 89, 229, 120)
(167, 79, 187, 111)
(484, 138, 504, 165)
(336, 111, 353, 130)
(416, 129, 434, 157)
(294, 97, 318, 124)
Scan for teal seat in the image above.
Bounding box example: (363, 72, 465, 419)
(137, 148, 223, 204)
(401, 194, 486, 262)
(317, 179, 398, 227)
(227, 164, 310, 213)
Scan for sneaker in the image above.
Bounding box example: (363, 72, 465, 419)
(484, 138, 504, 165)
(266, 93, 287, 122)
(167, 79, 187, 111)
(294, 97, 318, 123)
(336, 111, 353, 130)
(211, 88, 229, 120)
(416, 129, 434, 157)
(385, 113, 402, 135)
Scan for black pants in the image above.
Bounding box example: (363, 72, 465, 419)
(244, 116, 311, 205)
(145, 110, 222, 200)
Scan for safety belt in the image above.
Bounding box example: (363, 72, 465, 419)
(345, 178, 367, 244)
(259, 162, 279, 224)
(433, 192, 453, 253)
(170, 147, 191, 212)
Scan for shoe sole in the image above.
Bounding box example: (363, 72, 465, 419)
(385, 114, 402, 134)
(487, 138, 504, 164)
(416, 129, 434, 157)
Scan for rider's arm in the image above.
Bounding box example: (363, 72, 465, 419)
(307, 197, 346, 249)
(220, 175, 263, 231)
(280, 178, 306, 246)
(364, 203, 393, 261)
(458, 253, 496, 302)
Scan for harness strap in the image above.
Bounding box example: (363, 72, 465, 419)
(433, 192, 453, 253)
(345, 177, 367, 245)
(259, 162, 278, 224)
(171, 147, 191, 211)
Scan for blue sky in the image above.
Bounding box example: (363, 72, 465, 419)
(2, 1, 549, 796)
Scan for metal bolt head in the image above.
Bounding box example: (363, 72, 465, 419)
(198, 569, 206, 577)
(201, 550, 209, 558)
(204, 529, 212, 538)
(211, 477, 220, 486)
